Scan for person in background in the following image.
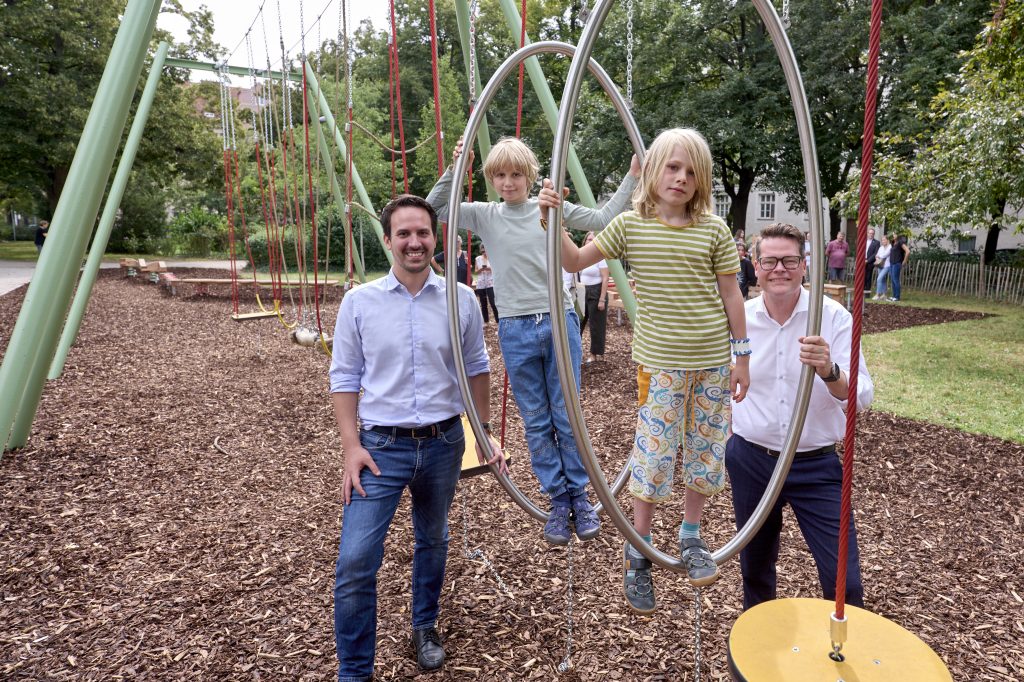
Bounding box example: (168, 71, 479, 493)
(872, 235, 892, 300)
(887, 234, 910, 302)
(825, 232, 849, 284)
(736, 241, 757, 299)
(432, 235, 472, 287)
(34, 220, 49, 254)
(474, 244, 499, 323)
(863, 228, 880, 293)
(579, 232, 610, 364)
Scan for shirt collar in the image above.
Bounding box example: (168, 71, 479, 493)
(754, 286, 809, 325)
(383, 269, 445, 294)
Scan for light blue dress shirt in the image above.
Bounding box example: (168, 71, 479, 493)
(329, 270, 489, 428)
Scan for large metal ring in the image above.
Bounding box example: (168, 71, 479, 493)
(446, 40, 646, 522)
(546, 0, 827, 571)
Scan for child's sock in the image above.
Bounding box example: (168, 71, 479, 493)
(551, 492, 571, 509)
(641, 534, 652, 545)
(627, 534, 653, 558)
(679, 520, 701, 541)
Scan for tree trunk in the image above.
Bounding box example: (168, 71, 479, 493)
(983, 197, 1007, 264)
(730, 167, 756, 235)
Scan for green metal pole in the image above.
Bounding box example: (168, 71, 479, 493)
(0, 0, 162, 452)
(303, 64, 392, 266)
(164, 57, 300, 83)
(496, 0, 638, 323)
(49, 41, 170, 381)
(302, 61, 366, 282)
(454, 0, 499, 202)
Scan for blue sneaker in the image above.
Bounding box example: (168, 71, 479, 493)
(570, 495, 601, 541)
(543, 505, 572, 545)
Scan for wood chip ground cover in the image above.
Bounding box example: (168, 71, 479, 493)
(1, 274, 1020, 680)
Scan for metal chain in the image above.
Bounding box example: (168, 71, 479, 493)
(579, 0, 590, 24)
(693, 587, 703, 682)
(468, 0, 479, 105)
(245, 33, 259, 142)
(217, 65, 229, 152)
(782, 0, 791, 29)
(260, 11, 276, 148)
(459, 493, 514, 598)
(625, 0, 634, 106)
(556, 538, 576, 673)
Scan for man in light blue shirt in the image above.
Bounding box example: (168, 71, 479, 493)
(329, 195, 505, 682)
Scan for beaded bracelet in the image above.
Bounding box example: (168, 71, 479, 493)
(731, 338, 752, 356)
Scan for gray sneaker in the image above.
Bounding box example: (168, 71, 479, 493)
(544, 505, 572, 545)
(680, 537, 720, 587)
(623, 542, 656, 614)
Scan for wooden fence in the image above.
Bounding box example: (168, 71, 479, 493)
(844, 258, 1024, 305)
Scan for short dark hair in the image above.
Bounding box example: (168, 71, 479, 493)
(754, 223, 805, 259)
(380, 194, 437, 238)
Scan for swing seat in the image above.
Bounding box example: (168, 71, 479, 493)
(459, 415, 511, 479)
(231, 310, 278, 322)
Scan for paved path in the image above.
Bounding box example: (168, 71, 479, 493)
(0, 259, 238, 298)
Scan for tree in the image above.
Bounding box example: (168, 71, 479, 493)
(0, 0, 221, 220)
(847, 1, 1023, 262)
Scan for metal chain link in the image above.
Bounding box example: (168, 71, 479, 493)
(260, 12, 276, 148)
(459, 494, 514, 598)
(345, 0, 353, 108)
(217, 65, 229, 152)
(468, 0, 479, 105)
(693, 587, 703, 682)
(579, 0, 590, 24)
(245, 33, 259, 142)
(556, 537, 576, 673)
(625, 0, 634, 106)
(782, 0, 791, 29)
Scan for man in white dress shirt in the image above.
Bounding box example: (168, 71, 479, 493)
(329, 195, 506, 681)
(727, 222, 874, 610)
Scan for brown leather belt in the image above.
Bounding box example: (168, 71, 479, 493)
(369, 415, 460, 439)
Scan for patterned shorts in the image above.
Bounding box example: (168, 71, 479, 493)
(628, 364, 731, 502)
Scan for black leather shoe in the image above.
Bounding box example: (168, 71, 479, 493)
(411, 627, 445, 671)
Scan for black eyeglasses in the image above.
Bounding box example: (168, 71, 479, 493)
(757, 256, 803, 270)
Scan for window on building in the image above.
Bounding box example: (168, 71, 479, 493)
(957, 236, 976, 252)
(759, 192, 776, 220)
(714, 194, 731, 217)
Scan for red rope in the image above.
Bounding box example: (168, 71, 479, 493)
(388, 42, 398, 196)
(222, 149, 239, 315)
(301, 62, 325, 336)
(254, 142, 282, 302)
(388, 0, 410, 193)
(231, 149, 261, 290)
(835, 0, 884, 621)
(428, 0, 449, 254)
(265, 149, 286, 302)
(515, 0, 527, 136)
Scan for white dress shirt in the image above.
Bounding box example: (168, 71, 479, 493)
(329, 270, 489, 428)
(733, 289, 873, 450)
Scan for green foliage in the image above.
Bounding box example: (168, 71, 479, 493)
(166, 204, 227, 257)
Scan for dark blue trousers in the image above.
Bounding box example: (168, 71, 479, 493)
(725, 434, 864, 611)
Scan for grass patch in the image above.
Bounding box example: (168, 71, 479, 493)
(0, 240, 40, 261)
(863, 291, 1024, 443)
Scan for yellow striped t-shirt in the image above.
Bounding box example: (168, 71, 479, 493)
(594, 211, 740, 370)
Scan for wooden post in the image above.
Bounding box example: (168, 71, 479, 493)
(978, 252, 985, 298)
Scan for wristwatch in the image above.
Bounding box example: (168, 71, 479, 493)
(822, 362, 842, 383)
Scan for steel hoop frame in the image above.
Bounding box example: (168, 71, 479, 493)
(547, 0, 826, 572)
(446, 40, 646, 523)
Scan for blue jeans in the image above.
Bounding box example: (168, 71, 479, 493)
(725, 434, 863, 611)
(828, 266, 845, 282)
(875, 265, 890, 297)
(498, 309, 587, 499)
(333, 422, 464, 681)
(889, 262, 903, 300)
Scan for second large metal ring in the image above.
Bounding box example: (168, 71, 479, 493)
(446, 40, 646, 523)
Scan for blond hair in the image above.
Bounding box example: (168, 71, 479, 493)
(482, 137, 540, 188)
(632, 128, 713, 220)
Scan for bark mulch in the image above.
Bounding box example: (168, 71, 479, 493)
(1, 273, 1021, 680)
(862, 301, 988, 334)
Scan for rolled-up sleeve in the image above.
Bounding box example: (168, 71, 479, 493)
(458, 284, 490, 377)
(562, 174, 637, 231)
(329, 293, 364, 393)
(828, 311, 874, 412)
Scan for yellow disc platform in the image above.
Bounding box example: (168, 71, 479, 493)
(728, 598, 952, 681)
